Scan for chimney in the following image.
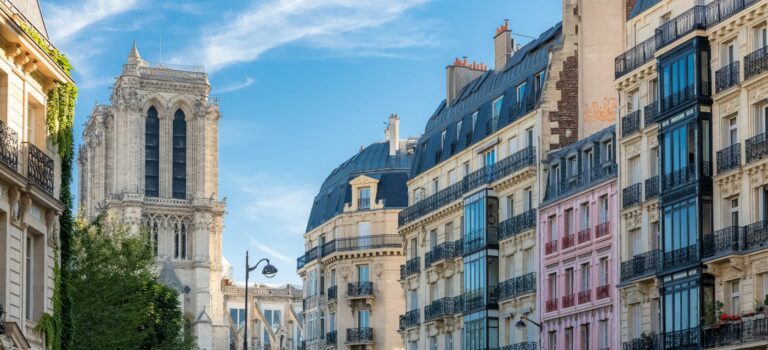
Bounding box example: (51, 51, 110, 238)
(494, 20, 514, 71)
(446, 57, 487, 105)
(386, 114, 400, 156)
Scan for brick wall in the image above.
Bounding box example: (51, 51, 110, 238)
(550, 51, 579, 149)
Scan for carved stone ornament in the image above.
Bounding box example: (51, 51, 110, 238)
(719, 98, 740, 116)
(374, 263, 383, 277)
(625, 142, 641, 158)
(750, 85, 768, 104)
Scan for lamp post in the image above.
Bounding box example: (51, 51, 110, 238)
(515, 314, 542, 347)
(243, 251, 278, 350)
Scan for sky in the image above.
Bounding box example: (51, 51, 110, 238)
(40, 0, 562, 285)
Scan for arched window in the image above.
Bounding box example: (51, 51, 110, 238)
(174, 223, 180, 259)
(172, 109, 187, 199)
(180, 223, 187, 259)
(145, 107, 160, 197)
(152, 222, 159, 257)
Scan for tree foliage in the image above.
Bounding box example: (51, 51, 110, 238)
(67, 218, 195, 350)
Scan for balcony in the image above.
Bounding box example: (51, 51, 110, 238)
(660, 85, 706, 114)
(500, 342, 538, 350)
(545, 240, 558, 255)
(706, 0, 762, 29)
(297, 234, 402, 269)
(595, 222, 610, 239)
(399, 146, 536, 225)
(562, 233, 576, 250)
(425, 240, 461, 268)
(327, 286, 337, 301)
(399, 309, 420, 330)
(578, 290, 591, 304)
(346, 328, 373, 344)
(424, 297, 461, 321)
(645, 176, 659, 201)
(545, 162, 617, 202)
(545, 298, 558, 312)
(702, 226, 743, 259)
(596, 284, 611, 299)
(623, 183, 643, 208)
(715, 61, 740, 93)
(577, 228, 591, 244)
(745, 46, 768, 81)
(644, 101, 660, 125)
(562, 293, 576, 308)
(463, 286, 499, 311)
(702, 317, 768, 348)
(27, 144, 54, 195)
(346, 282, 373, 298)
(499, 209, 537, 240)
(326, 330, 337, 347)
(623, 333, 659, 350)
(622, 110, 642, 138)
(662, 164, 697, 190)
(746, 132, 768, 163)
(662, 244, 699, 269)
(499, 272, 536, 301)
(745, 220, 768, 251)
(357, 197, 370, 210)
(655, 6, 707, 50)
(620, 249, 661, 283)
(400, 257, 420, 280)
(661, 327, 699, 349)
(0, 121, 18, 171)
(615, 36, 657, 79)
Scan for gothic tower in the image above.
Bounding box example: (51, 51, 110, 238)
(78, 43, 227, 349)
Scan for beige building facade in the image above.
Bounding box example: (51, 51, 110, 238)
(77, 44, 228, 349)
(0, 1, 73, 349)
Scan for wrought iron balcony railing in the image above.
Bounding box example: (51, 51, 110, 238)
(623, 333, 659, 350)
(662, 244, 699, 269)
(0, 121, 18, 171)
(746, 132, 768, 163)
(545, 240, 558, 255)
(498, 272, 536, 301)
(499, 342, 538, 350)
(745, 219, 768, 251)
(596, 284, 611, 299)
(620, 249, 661, 283)
(347, 282, 373, 298)
(327, 285, 337, 301)
(655, 6, 707, 50)
(662, 164, 697, 189)
(578, 289, 591, 304)
(400, 257, 420, 279)
(326, 330, 337, 346)
(463, 286, 499, 311)
(595, 222, 610, 238)
(623, 183, 643, 208)
(645, 175, 659, 201)
(562, 233, 576, 249)
(27, 144, 54, 195)
(346, 328, 373, 343)
(424, 296, 461, 321)
(622, 110, 642, 138)
(705, 0, 761, 28)
(715, 61, 740, 93)
(644, 101, 659, 125)
(660, 85, 706, 114)
(399, 146, 536, 225)
(577, 227, 591, 244)
(615, 36, 657, 78)
(499, 209, 537, 240)
(661, 327, 699, 349)
(545, 298, 558, 312)
(297, 234, 402, 269)
(702, 226, 744, 258)
(399, 309, 420, 330)
(745, 46, 768, 81)
(562, 293, 576, 308)
(702, 316, 768, 348)
(425, 240, 461, 267)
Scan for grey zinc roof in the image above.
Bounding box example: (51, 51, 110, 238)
(306, 142, 412, 233)
(411, 22, 562, 178)
(9, 0, 48, 38)
(628, 0, 661, 19)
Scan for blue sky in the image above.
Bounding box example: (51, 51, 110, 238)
(41, 0, 561, 285)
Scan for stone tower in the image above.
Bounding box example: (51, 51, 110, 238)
(78, 43, 227, 349)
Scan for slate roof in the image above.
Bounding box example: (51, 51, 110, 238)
(9, 0, 48, 38)
(411, 22, 563, 178)
(306, 141, 413, 233)
(628, 0, 661, 20)
(545, 125, 616, 162)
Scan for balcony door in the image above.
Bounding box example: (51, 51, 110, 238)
(358, 265, 369, 283)
(357, 310, 369, 328)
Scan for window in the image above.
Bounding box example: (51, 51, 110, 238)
(629, 228, 642, 255)
(534, 70, 545, 94)
(229, 308, 246, 328)
(728, 116, 738, 146)
(429, 229, 437, 249)
(649, 79, 658, 102)
(565, 268, 574, 295)
(509, 136, 518, 155)
(551, 164, 561, 189)
(409, 289, 418, 310)
(662, 198, 697, 254)
(173, 222, 188, 259)
(548, 331, 557, 350)
(629, 303, 641, 339)
(583, 149, 593, 174)
(456, 121, 463, 141)
(516, 83, 526, 104)
(548, 273, 557, 299)
(506, 195, 515, 219)
(598, 257, 609, 286)
(410, 238, 418, 258)
(172, 109, 187, 199)
(263, 309, 282, 345)
(358, 221, 370, 236)
(730, 197, 739, 226)
(580, 324, 590, 350)
(358, 187, 371, 209)
(471, 111, 478, 132)
(598, 320, 609, 349)
(650, 147, 659, 176)
(628, 89, 639, 112)
(357, 310, 369, 328)
(145, 106, 159, 197)
(580, 203, 590, 230)
(448, 169, 457, 185)
(601, 140, 614, 163)
(660, 51, 697, 104)
(492, 96, 504, 130)
(580, 263, 590, 291)
(564, 208, 574, 235)
(329, 312, 336, 331)
(523, 187, 533, 211)
(754, 24, 767, 50)
(445, 333, 453, 350)
(445, 222, 454, 242)
(25, 235, 34, 320)
(526, 128, 534, 147)
(729, 280, 741, 314)
(598, 195, 609, 224)
(629, 155, 641, 184)
(151, 222, 159, 256)
(523, 249, 534, 274)
(565, 327, 574, 350)
(429, 336, 438, 350)
(567, 156, 577, 179)
(464, 161, 471, 177)
(723, 41, 736, 65)
(432, 178, 440, 193)
(548, 215, 558, 241)
(357, 264, 370, 283)
(484, 149, 496, 167)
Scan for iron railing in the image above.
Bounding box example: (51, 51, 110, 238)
(661, 327, 699, 349)
(545, 240, 558, 255)
(702, 317, 768, 348)
(620, 249, 661, 282)
(327, 285, 337, 301)
(357, 197, 370, 210)
(706, 0, 761, 28)
(545, 298, 558, 312)
(615, 36, 657, 78)
(662, 164, 697, 189)
(399, 309, 420, 330)
(663, 244, 699, 269)
(499, 342, 538, 350)
(745, 220, 768, 251)
(645, 101, 660, 125)
(499, 272, 536, 300)
(623, 183, 643, 208)
(577, 227, 591, 244)
(562, 293, 576, 308)
(297, 234, 402, 269)
(424, 297, 461, 321)
(622, 110, 642, 138)
(578, 289, 591, 304)
(623, 333, 659, 350)
(347, 282, 373, 298)
(745, 46, 768, 80)
(28, 144, 54, 195)
(562, 233, 576, 249)
(596, 222, 611, 238)
(660, 85, 702, 113)
(326, 330, 337, 346)
(0, 121, 18, 171)
(655, 6, 707, 50)
(596, 284, 611, 299)
(746, 132, 768, 163)
(425, 240, 461, 267)
(463, 286, 499, 311)
(400, 257, 421, 279)
(346, 328, 373, 343)
(499, 209, 537, 240)
(645, 175, 659, 201)
(702, 226, 743, 258)
(545, 162, 617, 202)
(715, 61, 740, 93)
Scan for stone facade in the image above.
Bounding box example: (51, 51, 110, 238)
(0, 1, 72, 349)
(77, 44, 227, 349)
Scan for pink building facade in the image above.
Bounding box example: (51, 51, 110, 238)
(537, 126, 620, 350)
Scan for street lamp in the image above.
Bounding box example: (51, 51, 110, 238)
(243, 251, 278, 350)
(515, 314, 542, 347)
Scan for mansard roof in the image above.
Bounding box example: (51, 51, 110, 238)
(628, 0, 661, 20)
(9, 0, 48, 38)
(306, 141, 412, 233)
(411, 22, 562, 178)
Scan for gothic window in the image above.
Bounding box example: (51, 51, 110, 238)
(180, 223, 187, 259)
(172, 109, 187, 199)
(145, 107, 159, 197)
(174, 223, 180, 259)
(152, 222, 158, 257)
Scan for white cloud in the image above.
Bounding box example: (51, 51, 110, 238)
(180, 0, 433, 71)
(213, 77, 255, 94)
(240, 176, 315, 236)
(45, 0, 143, 43)
(250, 238, 293, 265)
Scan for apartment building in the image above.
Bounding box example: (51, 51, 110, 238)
(296, 115, 413, 350)
(396, 1, 622, 349)
(0, 1, 74, 349)
(539, 126, 619, 350)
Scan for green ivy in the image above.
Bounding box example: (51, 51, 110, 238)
(18, 22, 72, 75)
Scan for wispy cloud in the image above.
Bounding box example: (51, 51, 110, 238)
(249, 238, 293, 264)
(240, 175, 315, 236)
(45, 0, 143, 43)
(179, 0, 433, 71)
(213, 77, 255, 94)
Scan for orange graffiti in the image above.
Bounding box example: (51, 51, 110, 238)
(584, 97, 617, 122)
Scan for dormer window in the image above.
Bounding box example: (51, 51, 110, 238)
(601, 140, 614, 163)
(567, 155, 577, 179)
(358, 187, 371, 210)
(551, 164, 560, 189)
(441, 130, 447, 151)
(471, 111, 478, 132)
(492, 96, 504, 130)
(583, 149, 593, 174)
(516, 83, 526, 104)
(456, 120, 463, 142)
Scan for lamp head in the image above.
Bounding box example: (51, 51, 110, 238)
(515, 319, 527, 329)
(262, 263, 278, 278)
